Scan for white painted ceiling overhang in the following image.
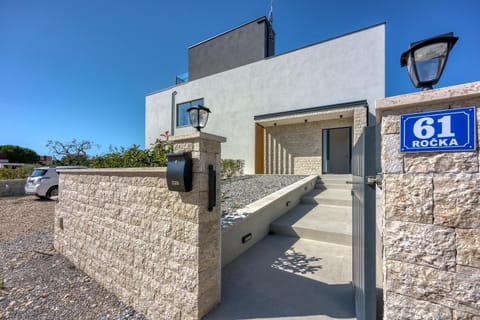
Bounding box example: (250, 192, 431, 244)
(255, 106, 358, 127)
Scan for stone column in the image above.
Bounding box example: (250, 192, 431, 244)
(377, 82, 480, 319)
(170, 132, 226, 319)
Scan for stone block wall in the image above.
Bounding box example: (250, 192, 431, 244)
(54, 132, 225, 320)
(264, 106, 367, 175)
(377, 82, 480, 319)
(0, 179, 25, 197)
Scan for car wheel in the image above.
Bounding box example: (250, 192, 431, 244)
(46, 186, 59, 199)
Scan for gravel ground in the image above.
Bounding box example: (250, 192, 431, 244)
(0, 197, 146, 320)
(220, 174, 307, 228)
(0, 175, 306, 319)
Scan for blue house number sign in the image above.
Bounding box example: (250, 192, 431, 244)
(400, 107, 476, 153)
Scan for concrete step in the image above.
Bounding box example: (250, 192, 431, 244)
(318, 174, 352, 183)
(315, 181, 351, 191)
(316, 175, 352, 191)
(270, 203, 352, 246)
(301, 188, 352, 207)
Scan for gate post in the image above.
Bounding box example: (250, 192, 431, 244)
(170, 132, 226, 318)
(377, 82, 480, 319)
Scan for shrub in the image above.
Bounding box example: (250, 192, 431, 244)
(221, 159, 244, 179)
(90, 138, 173, 168)
(0, 167, 33, 180)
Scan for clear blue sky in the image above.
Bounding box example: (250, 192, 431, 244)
(1, 0, 479, 156)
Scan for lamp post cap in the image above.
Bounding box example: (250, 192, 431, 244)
(187, 105, 211, 113)
(400, 32, 458, 67)
(170, 132, 227, 143)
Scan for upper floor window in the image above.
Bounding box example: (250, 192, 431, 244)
(177, 98, 204, 127)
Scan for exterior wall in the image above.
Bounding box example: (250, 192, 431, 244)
(353, 106, 368, 145)
(0, 179, 25, 197)
(377, 82, 480, 319)
(146, 23, 385, 174)
(188, 17, 273, 81)
(54, 133, 225, 320)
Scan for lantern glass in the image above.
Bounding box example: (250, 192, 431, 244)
(189, 109, 199, 128)
(198, 108, 209, 128)
(187, 105, 211, 131)
(411, 42, 449, 82)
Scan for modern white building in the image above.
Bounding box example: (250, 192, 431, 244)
(146, 17, 385, 175)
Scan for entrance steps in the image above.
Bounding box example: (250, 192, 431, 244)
(270, 175, 352, 246)
(315, 174, 353, 190)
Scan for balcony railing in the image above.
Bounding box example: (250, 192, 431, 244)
(175, 72, 188, 84)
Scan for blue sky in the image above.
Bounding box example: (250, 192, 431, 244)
(1, 0, 479, 156)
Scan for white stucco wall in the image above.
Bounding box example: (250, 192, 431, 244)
(146, 24, 385, 174)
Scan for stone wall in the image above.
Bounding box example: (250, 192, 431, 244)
(0, 179, 25, 197)
(264, 106, 367, 175)
(54, 133, 225, 320)
(377, 82, 480, 319)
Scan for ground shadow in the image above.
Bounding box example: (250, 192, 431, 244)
(271, 248, 322, 275)
(205, 235, 355, 319)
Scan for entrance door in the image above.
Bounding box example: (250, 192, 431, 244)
(322, 127, 351, 174)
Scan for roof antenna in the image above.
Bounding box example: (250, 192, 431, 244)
(268, 0, 274, 25)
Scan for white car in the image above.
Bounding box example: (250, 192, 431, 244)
(25, 166, 87, 199)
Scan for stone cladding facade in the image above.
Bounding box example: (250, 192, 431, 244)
(264, 106, 367, 175)
(377, 82, 480, 319)
(54, 132, 225, 320)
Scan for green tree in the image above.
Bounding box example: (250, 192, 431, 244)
(0, 145, 39, 163)
(46, 139, 94, 166)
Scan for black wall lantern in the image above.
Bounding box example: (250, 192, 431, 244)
(187, 105, 211, 132)
(401, 32, 458, 90)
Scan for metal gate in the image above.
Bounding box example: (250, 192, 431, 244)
(351, 125, 376, 320)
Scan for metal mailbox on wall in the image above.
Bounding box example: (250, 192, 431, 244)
(166, 152, 192, 192)
(400, 106, 477, 153)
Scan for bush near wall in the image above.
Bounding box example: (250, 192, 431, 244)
(0, 167, 33, 180)
(90, 139, 173, 168)
(221, 159, 244, 179)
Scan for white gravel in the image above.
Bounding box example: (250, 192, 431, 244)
(220, 175, 307, 228)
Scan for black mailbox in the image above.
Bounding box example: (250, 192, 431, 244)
(166, 152, 192, 192)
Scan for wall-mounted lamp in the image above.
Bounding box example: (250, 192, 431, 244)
(187, 105, 211, 132)
(401, 32, 458, 90)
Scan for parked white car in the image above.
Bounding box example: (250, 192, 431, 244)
(25, 166, 87, 199)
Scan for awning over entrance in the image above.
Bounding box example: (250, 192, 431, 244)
(253, 100, 369, 175)
(254, 100, 367, 127)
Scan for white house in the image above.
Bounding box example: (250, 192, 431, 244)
(146, 17, 385, 175)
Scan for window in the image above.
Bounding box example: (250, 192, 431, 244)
(31, 169, 47, 177)
(176, 98, 204, 127)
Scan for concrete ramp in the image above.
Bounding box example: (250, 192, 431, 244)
(205, 235, 355, 320)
